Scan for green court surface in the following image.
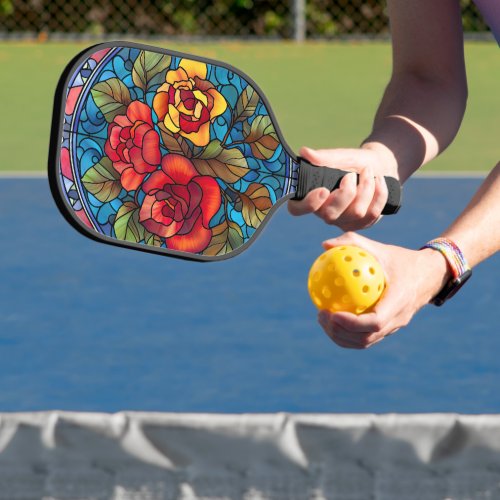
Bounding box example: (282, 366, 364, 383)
(0, 41, 497, 173)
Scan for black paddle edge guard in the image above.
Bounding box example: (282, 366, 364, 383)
(294, 158, 402, 215)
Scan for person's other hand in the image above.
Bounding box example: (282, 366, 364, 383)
(316, 232, 451, 349)
(288, 146, 398, 231)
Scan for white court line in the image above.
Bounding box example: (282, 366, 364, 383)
(0, 171, 48, 178)
(414, 170, 487, 178)
(0, 170, 489, 179)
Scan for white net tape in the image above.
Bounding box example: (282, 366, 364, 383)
(0, 412, 500, 499)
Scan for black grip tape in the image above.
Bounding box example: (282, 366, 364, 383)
(294, 157, 402, 215)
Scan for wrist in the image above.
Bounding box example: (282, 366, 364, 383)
(361, 141, 399, 178)
(417, 248, 453, 303)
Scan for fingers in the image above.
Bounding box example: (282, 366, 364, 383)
(299, 146, 362, 169)
(315, 172, 358, 223)
(367, 175, 389, 220)
(318, 308, 398, 350)
(317, 283, 409, 349)
(288, 187, 330, 216)
(331, 311, 386, 334)
(287, 147, 389, 230)
(288, 147, 333, 215)
(322, 231, 377, 253)
(330, 168, 385, 231)
(339, 174, 388, 231)
(348, 163, 376, 219)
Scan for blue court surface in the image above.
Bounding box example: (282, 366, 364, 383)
(0, 176, 498, 413)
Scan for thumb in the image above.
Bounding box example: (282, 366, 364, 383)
(322, 231, 368, 250)
(299, 147, 365, 170)
(321, 233, 389, 272)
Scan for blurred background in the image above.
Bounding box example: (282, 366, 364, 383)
(0, 0, 497, 177)
(0, 0, 492, 40)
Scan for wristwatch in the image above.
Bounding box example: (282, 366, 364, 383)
(421, 238, 472, 306)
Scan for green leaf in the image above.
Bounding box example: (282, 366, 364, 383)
(192, 140, 249, 184)
(204, 219, 244, 256)
(132, 50, 171, 91)
(81, 157, 121, 202)
(239, 183, 273, 228)
(114, 202, 144, 243)
(90, 78, 131, 122)
(144, 230, 163, 247)
(234, 85, 259, 123)
(243, 115, 280, 160)
(200, 139, 223, 159)
(158, 124, 192, 158)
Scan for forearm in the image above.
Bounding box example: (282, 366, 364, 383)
(418, 163, 500, 302)
(360, 0, 467, 183)
(362, 73, 467, 182)
(441, 162, 500, 267)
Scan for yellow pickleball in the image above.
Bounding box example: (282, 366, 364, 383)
(308, 245, 385, 314)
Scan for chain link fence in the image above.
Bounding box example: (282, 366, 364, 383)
(0, 0, 491, 39)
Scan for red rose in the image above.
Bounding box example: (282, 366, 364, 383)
(139, 154, 221, 253)
(104, 101, 161, 191)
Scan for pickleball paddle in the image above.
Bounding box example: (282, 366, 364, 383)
(49, 41, 401, 261)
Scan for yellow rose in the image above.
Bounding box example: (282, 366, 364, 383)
(153, 59, 227, 147)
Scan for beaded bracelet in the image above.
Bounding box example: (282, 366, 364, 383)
(421, 238, 470, 278)
(420, 238, 472, 306)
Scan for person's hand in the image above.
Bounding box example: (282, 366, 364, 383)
(288, 145, 398, 231)
(316, 232, 451, 349)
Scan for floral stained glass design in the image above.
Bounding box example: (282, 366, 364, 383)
(58, 44, 297, 258)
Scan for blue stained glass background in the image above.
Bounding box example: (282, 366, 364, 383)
(67, 46, 294, 250)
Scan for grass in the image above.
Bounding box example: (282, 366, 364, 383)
(0, 40, 497, 172)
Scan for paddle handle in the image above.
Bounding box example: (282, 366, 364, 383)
(293, 157, 402, 215)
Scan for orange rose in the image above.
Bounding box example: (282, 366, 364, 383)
(153, 59, 227, 147)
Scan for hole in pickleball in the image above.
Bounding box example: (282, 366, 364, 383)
(369, 267, 376, 275)
(322, 286, 332, 299)
(313, 272, 321, 282)
(327, 264, 335, 272)
(359, 251, 366, 257)
(344, 256, 352, 262)
(342, 295, 351, 304)
(352, 269, 360, 277)
(362, 285, 369, 293)
(378, 284, 382, 291)
(356, 306, 365, 314)
(313, 294, 322, 307)
(334, 277, 344, 286)
(333, 303, 341, 311)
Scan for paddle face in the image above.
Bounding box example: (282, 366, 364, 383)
(49, 42, 298, 261)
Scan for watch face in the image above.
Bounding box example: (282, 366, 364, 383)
(432, 269, 472, 306)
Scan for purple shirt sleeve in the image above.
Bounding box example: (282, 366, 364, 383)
(473, 0, 500, 45)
